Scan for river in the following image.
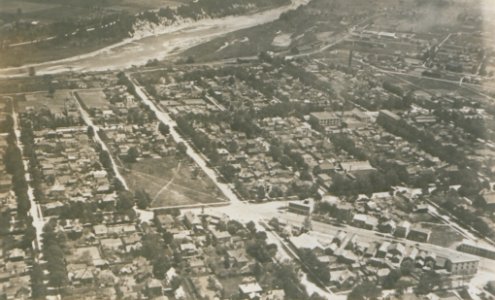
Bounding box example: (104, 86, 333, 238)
(0, 0, 309, 78)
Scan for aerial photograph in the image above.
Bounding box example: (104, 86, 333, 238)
(1, 0, 495, 299)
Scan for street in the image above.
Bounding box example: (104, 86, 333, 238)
(9, 98, 45, 257)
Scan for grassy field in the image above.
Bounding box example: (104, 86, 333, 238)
(0, 0, 189, 19)
(181, 21, 288, 62)
(121, 157, 226, 208)
(76, 89, 109, 110)
(0, 0, 58, 14)
(420, 222, 464, 248)
(17, 89, 73, 114)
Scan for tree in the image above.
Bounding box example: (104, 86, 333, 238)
(141, 233, 165, 261)
(21, 225, 37, 248)
(383, 269, 401, 289)
(274, 263, 307, 299)
(135, 189, 152, 209)
(116, 191, 134, 211)
(177, 142, 187, 156)
(400, 260, 415, 276)
(159, 123, 170, 135)
(416, 271, 441, 295)
(186, 56, 195, 64)
(126, 146, 139, 163)
(48, 84, 56, 98)
(31, 263, 46, 299)
(219, 164, 237, 182)
(246, 221, 256, 235)
(348, 282, 382, 300)
(87, 126, 94, 138)
(152, 256, 170, 279)
(298, 248, 330, 284)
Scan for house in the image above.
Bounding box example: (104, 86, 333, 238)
(93, 224, 108, 237)
(379, 220, 396, 233)
(156, 214, 176, 230)
(100, 238, 124, 252)
(290, 233, 324, 253)
(352, 214, 378, 230)
(340, 161, 376, 177)
(481, 190, 495, 211)
(239, 281, 263, 300)
(227, 249, 251, 268)
(165, 267, 178, 285)
(407, 227, 431, 243)
(189, 258, 208, 275)
(395, 221, 411, 238)
(146, 278, 163, 297)
(8, 249, 26, 262)
(184, 212, 201, 229)
(317, 174, 333, 189)
(0, 179, 11, 193)
(337, 270, 358, 288)
(388, 243, 406, 257)
(335, 203, 354, 222)
(364, 243, 377, 257)
(175, 286, 186, 299)
(67, 264, 96, 286)
(378, 110, 401, 125)
(180, 243, 198, 256)
(377, 268, 391, 282)
(211, 230, 232, 243)
(377, 242, 391, 258)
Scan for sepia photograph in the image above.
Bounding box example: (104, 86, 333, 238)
(1, 0, 495, 299)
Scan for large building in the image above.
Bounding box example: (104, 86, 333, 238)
(288, 199, 314, 215)
(457, 239, 495, 259)
(309, 112, 341, 127)
(443, 252, 479, 276)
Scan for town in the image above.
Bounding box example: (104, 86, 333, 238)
(2, 0, 495, 299)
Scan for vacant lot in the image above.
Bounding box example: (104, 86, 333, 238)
(76, 89, 109, 110)
(121, 157, 226, 208)
(420, 222, 464, 248)
(18, 89, 73, 114)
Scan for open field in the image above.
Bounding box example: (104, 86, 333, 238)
(121, 157, 226, 208)
(76, 89, 109, 110)
(0, 0, 58, 14)
(17, 89, 72, 114)
(181, 21, 291, 62)
(420, 222, 465, 248)
(0, 0, 189, 19)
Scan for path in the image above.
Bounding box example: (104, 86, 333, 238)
(152, 161, 182, 201)
(127, 74, 242, 205)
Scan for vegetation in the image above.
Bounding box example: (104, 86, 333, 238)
(298, 248, 331, 284)
(42, 220, 68, 291)
(348, 281, 382, 300)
